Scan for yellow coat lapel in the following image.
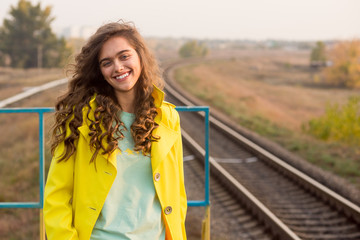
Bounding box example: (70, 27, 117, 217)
(78, 96, 118, 170)
(151, 85, 181, 171)
(150, 122, 179, 171)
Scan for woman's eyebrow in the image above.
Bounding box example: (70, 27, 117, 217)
(99, 49, 131, 64)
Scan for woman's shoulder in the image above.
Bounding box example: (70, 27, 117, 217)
(62, 94, 96, 129)
(159, 101, 180, 130)
(160, 101, 177, 116)
(161, 100, 175, 109)
(81, 94, 97, 115)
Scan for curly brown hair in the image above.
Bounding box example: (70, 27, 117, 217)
(51, 21, 164, 165)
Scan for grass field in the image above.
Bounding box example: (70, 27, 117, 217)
(0, 68, 62, 239)
(174, 49, 360, 189)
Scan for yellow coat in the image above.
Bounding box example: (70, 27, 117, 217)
(44, 86, 187, 240)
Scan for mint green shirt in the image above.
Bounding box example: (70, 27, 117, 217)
(90, 111, 165, 240)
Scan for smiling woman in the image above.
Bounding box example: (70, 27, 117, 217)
(99, 36, 142, 112)
(43, 21, 187, 240)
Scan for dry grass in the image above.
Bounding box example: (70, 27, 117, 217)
(174, 49, 360, 188)
(0, 68, 65, 239)
(180, 51, 358, 130)
(0, 68, 64, 101)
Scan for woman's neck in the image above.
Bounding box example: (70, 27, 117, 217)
(115, 90, 136, 113)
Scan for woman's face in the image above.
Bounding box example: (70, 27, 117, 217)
(99, 36, 142, 98)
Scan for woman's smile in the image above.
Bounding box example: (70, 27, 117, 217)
(114, 71, 130, 81)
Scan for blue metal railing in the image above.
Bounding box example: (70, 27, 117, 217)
(0, 108, 54, 209)
(0, 108, 54, 240)
(0, 106, 210, 238)
(176, 106, 210, 207)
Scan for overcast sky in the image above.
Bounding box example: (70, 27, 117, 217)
(1, 0, 360, 40)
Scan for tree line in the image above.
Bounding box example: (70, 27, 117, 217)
(0, 0, 70, 68)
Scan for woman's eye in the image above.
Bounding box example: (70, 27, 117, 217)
(102, 61, 111, 67)
(120, 55, 129, 60)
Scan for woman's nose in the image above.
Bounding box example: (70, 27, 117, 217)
(114, 60, 124, 72)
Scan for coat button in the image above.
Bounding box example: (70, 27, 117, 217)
(164, 206, 172, 215)
(154, 172, 161, 181)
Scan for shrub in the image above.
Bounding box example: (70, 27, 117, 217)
(303, 96, 360, 145)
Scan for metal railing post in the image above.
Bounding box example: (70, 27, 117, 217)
(176, 106, 211, 239)
(39, 111, 46, 240)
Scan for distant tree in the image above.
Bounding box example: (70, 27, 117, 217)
(310, 41, 327, 67)
(179, 40, 208, 58)
(0, 0, 71, 68)
(323, 40, 360, 88)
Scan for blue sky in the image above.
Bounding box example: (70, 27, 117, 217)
(1, 0, 360, 40)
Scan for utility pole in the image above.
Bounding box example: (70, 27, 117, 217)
(37, 44, 42, 73)
(38, 44, 42, 69)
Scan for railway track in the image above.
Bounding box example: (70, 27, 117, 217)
(163, 61, 360, 239)
(183, 144, 275, 239)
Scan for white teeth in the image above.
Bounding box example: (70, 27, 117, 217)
(115, 73, 129, 80)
